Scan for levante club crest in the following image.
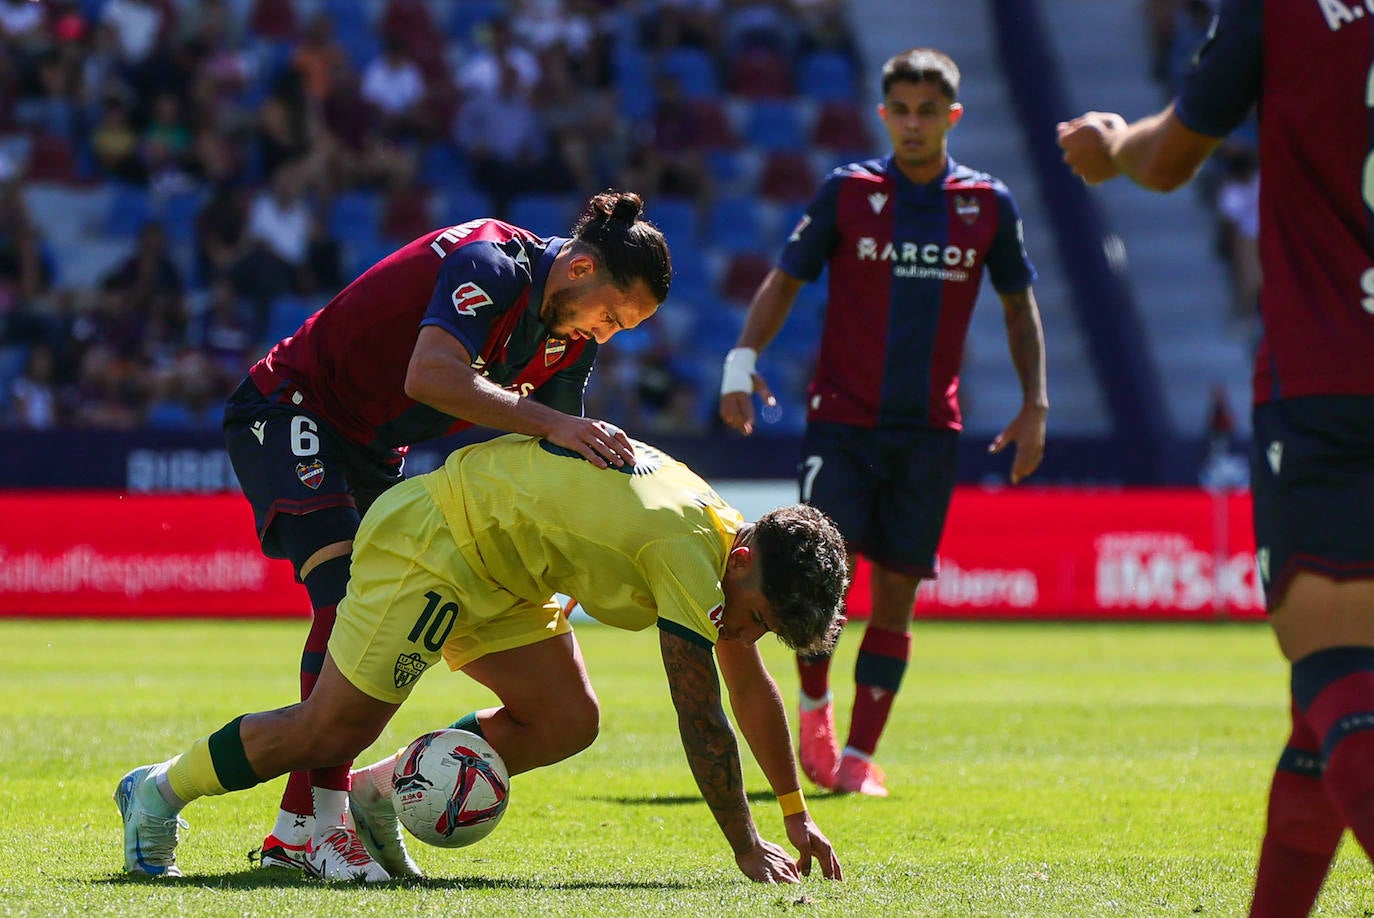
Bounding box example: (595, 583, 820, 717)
(295, 459, 325, 489)
(544, 337, 566, 367)
(954, 195, 981, 225)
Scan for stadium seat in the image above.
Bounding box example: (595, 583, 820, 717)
(686, 98, 738, 150)
(719, 252, 773, 304)
(24, 132, 79, 184)
(442, 188, 494, 222)
(328, 190, 383, 244)
(266, 295, 316, 344)
(154, 187, 206, 243)
(381, 185, 434, 243)
(614, 44, 655, 121)
(811, 101, 873, 154)
(104, 182, 152, 237)
(658, 47, 719, 99)
(704, 148, 762, 198)
(743, 99, 809, 152)
(795, 50, 858, 102)
(249, 0, 298, 39)
(728, 47, 792, 98)
(446, 0, 505, 42)
(506, 193, 578, 237)
(144, 399, 198, 430)
(0, 344, 29, 393)
(706, 195, 770, 255)
(758, 151, 819, 203)
(646, 196, 698, 246)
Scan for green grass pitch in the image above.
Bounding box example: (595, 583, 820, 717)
(0, 618, 1370, 917)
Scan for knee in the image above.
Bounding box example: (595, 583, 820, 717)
(296, 714, 383, 769)
(549, 692, 600, 760)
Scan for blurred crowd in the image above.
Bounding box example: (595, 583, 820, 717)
(1145, 0, 1259, 332)
(0, 0, 863, 434)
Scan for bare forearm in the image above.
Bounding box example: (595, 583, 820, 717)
(729, 682, 799, 796)
(419, 371, 571, 438)
(736, 269, 804, 351)
(676, 708, 760, 855)
(1001, 290, 1048, 409)
(1110, 105, 1215, 193)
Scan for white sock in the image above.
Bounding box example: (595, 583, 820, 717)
(311, 788, 348, 836)
(143, 760, 184, 817)
(271, 808, 312, 847)
(353, 751, 400, 803)
(799, 690, 833, 712)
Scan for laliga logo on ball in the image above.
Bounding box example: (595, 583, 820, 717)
(392, 729, 511, 848)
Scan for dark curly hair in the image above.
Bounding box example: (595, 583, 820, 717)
(569, 190, 673, 303)
(752, 505, 849, 655)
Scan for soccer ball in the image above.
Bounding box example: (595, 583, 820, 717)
(391, 729, 510, 848)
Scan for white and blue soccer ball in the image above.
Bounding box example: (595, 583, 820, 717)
(391, 729, 510, 848)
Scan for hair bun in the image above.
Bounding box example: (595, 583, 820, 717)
(610, 194, 643, 223)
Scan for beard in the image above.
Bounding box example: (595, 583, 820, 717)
(541, 286, 578, 340)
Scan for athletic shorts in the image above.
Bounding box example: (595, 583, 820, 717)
(328, 476, 572, 704)
(1250, 395, 1374, 610)
(223, 377, 404, 559)
(798, 421, 959, 577)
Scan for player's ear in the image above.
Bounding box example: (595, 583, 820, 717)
(947, 102, 964, 127)
(568, 254, 596, 281)
(727, 545, 753, 571)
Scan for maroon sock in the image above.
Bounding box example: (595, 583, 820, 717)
(1293, 647, 1374, 862)
(1248, 700, 1342, 917)
(846, 626, 911, 757)
(797, 650, 833, 701)
(290, 556, 352, 808)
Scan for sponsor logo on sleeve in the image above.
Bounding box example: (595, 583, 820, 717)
(451, 282, 494, 316)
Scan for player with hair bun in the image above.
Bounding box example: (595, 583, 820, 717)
(218, 189, 671, 880)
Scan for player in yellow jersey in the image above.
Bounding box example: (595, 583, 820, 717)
(115, 432, 848, 884)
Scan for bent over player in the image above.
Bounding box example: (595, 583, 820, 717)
(115, 433, 848, 884)
(719, 48, 1049, 796)
(223, 190, 670, 878)
(1058, 2, 1374, 915)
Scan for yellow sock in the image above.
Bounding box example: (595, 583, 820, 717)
(167, 735, 228, 803)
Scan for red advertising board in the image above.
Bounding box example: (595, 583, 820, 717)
(0, 489, 1263, 620)
(0, 493, 309, 617)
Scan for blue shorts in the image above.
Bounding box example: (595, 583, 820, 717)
(223, 378, 404, 560)
(798, 421, 958, 577)
(1250, 395, 1374, 610)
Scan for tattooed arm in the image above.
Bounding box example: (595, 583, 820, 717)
(987, 287, 1048, 484)
(658, 628, 800, 883)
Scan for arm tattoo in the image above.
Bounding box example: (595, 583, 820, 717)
(1001, 289, 1048, 407)
(659, 629, 757, 854)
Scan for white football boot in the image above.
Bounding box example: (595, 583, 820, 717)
(303, 825, 391, 882)
(114, 764, 187, 877)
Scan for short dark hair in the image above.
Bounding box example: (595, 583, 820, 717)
(753, 505, 849, 655)
(881, 47, 960, 100)
(569, 190, 673, 303)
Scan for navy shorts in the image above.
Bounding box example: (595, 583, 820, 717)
(1250, 395, 1374, 610)
(223, 378, 404, 560)
(798, 421, 959, 577)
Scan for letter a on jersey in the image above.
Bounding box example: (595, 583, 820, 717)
(451, 282, 494, 316)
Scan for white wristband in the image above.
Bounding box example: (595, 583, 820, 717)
(720, 347, 758, 396)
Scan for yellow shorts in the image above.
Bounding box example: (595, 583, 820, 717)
(328, 477, 572, 704)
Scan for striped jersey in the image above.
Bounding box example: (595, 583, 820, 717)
(779, 155, 1036, 430)
(1175, 0, 1374, 402)
(248, 219, 595, 451)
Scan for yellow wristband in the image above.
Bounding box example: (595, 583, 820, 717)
(778, 789, 806, 817)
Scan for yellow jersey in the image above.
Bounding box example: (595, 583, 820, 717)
(421, 434, 742, 647)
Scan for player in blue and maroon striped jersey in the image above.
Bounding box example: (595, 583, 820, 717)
(222, 190, 670, 879)
(1059, 1, 1374, 913)
(720, 48, 1050, 797)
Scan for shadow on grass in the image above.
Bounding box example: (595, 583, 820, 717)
(97, 868, 693, 892)
(598, 789, 849, 806)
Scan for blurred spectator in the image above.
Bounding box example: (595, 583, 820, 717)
(360, 35, 426, 140)
(195, 182, 251, 283)
(234, 162, 312, 324)
(1215, 143, 1260, 324)
(103, 221, 183, 310)
(9, 342, 59, 429)
(140, 90, 194, 191)
(621, 75, 710, 199)
(319, 67, 409, 191)
(0, 178, 52, 312)
(70, 343, 146, 428)
(255, 69, 318, 185)
(15, 51, 82, 142)
(91, 94, 145, 182)
(302, 210, 343, 296)
(640, 0, 723, 54)
(100, 0, 165, 68)
(292, 13, 349, 105)
(454, 59, 560, 218)
(635, 342, 706, 435)
(456, 15, 541, 97)
(192, 277, 258, 376)
(380, 157, 432, 244)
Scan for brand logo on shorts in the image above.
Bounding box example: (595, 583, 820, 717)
(1256, 547, 1270, 586)
(296, 459, 325, 489)
(1266, 441, 1283, 475)
(250, 420, 267, 445)
(544, 337, 566, 367)
(394, 652, 428, 689)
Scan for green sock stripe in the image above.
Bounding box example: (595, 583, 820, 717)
(208, 715, 262, 791)
(449, 711, 486, 739)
